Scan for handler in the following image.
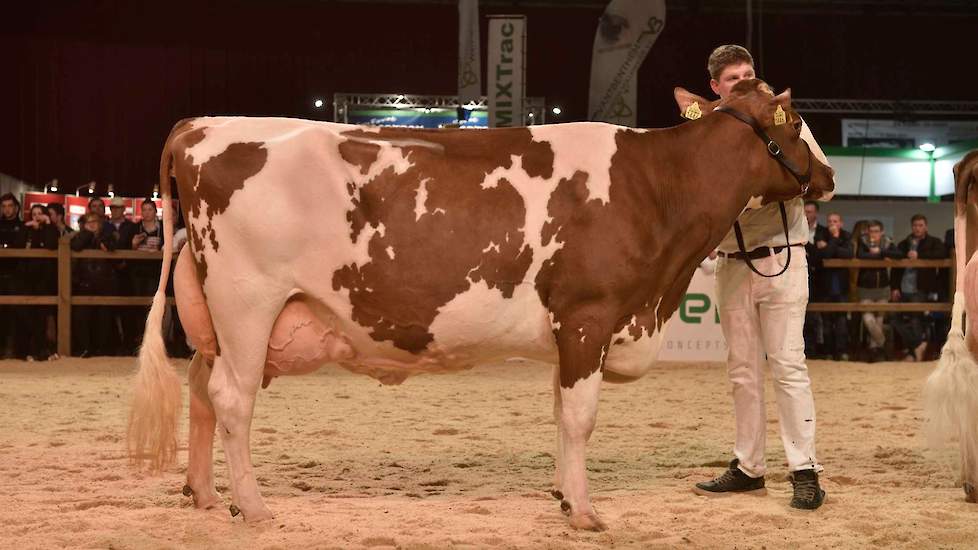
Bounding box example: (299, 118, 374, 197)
(691, 45, 830, 510)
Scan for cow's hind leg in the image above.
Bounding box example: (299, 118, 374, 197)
(207, 304, 281, 522)
(184, 352, 222, 509)
(553, 315, 611, 531)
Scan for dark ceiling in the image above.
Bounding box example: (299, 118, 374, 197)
(3, 0, 977, 195)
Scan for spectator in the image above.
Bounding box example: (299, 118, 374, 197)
(803, 200, 828, 358)
(813, 212, 853, 360)
(128, 199, 164, 351)
(0, 193, 25, 358)
(46, 203, 74, 237)
(107, 197, 136, 246)
(18, 205, 60, 360)
(890, 214, 947, 361)
(88, 197, 114, 235)
(71, 213, 118, 356)
(856, 220, 903, 362)
(107, 197, 137, 354)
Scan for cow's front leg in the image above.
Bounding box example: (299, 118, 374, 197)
(554, 315, 611, 531)
(551, 364, 564, 501)
(184, 352, 222, 510)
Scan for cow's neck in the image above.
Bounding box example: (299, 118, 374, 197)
(645, 115, 776, 260)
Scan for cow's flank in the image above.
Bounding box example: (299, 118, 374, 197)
(332, 127, 554, 353)
(171, 124, 268, 284)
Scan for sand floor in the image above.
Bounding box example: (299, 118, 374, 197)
(0, 356, 975, 549)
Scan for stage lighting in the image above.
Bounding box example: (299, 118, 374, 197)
(919, 142, 936, 152)
(314, 99, 324, 108)
(552, 106, 562, 116)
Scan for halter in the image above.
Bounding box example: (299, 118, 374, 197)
(715, 105, 815, 278)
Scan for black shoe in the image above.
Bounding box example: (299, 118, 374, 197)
(693, 458, 766, 496)
(789, 469, 825, 510)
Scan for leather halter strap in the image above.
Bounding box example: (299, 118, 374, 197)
(715, 105, 813, 195)
(715, 105, 814, 278)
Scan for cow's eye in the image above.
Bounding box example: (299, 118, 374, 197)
(793, 120, 802, 132)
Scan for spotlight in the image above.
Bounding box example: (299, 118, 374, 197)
(152, 184, 160, 199)
(87, 181, 96, 195)
(47, 179, 59, 193)
(551, 106, 562, 116)
(314, 99, 324, 109)
(919, 142, 936, 152)
(107, 184, 115, 198)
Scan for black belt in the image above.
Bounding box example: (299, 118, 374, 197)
(718, 243, 805, 261)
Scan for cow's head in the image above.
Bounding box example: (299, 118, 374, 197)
(674, 79, 835, 205)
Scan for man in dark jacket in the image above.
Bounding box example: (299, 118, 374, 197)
(890, 214, 947, 361)
(0, 193, 25, 358)
(856, 220, 904, 361)
(813, 212, 853, 360)
(803, 201, 829, 357)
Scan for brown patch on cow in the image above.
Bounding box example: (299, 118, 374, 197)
(536, 128, 724, 387)
(169, 125, 268, 285)
(339, 139, 381, 175)
(332, 127, 554, 353)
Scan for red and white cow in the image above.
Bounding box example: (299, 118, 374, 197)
(925, 150, 978, 503)
(128, 79, 834, 530)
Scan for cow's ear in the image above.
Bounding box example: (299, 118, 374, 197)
(763, 88, 793, 127)
(673, 87, 712, 120)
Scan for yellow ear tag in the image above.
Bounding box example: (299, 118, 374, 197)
(684, 102, 702, 120)
(774, 104, 787, 126)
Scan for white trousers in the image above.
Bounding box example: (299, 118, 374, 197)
(715, 249, 821, 477)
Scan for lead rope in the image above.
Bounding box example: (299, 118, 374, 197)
(732, 201, 792, 278)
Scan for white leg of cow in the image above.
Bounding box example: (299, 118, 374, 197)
(553, 318, 610, 531)
(185, 352, 222, 509)
(207, 306, 281, 522)
(551, 364, 564, 500)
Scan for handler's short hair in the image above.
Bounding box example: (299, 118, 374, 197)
(707, 45, 754, 80)
(911, 214, 927, 224)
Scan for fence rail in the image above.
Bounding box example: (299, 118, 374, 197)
(1, 238, 171, 356)
(808, 257, 954, 313)
(0, 245, 960, 356)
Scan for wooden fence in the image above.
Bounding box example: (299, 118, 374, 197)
(806, 258, 954, 313)
(0, 237, 171, 356)
(0, 245, 958, 356)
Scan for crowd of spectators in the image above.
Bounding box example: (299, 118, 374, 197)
(0, 193, 189, 360)
(804, 201, 951, 363)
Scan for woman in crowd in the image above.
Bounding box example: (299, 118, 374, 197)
(71, 212, 118, 356)
(17, 204, 61, 360)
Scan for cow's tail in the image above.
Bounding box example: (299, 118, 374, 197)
(127, 126, 182, 472)
(923, 210, 978, 494)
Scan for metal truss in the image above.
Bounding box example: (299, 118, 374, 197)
(793, 98, 978, 116)
(333, 93, 547, 124)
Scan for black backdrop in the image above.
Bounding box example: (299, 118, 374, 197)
(3, 0, 975, 196)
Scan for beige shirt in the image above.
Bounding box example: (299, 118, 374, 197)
(717, 121, 832, 253)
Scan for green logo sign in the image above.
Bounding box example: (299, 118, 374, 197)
(679, 293, 720, 324)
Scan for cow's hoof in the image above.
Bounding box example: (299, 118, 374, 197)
(965, 482, 977, 503)
(550, 489, 564, 501)
(568, 512, 608, 532)
(559, 500, 571, 516)
(182, 484, 194, 497)
(229, 504, 241, 517)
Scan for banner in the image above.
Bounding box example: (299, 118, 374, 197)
(658, 261, 727, 362)
(458, 0, 482, 105)
(588, 0, 666, 126)
(487, 15, 525, 128)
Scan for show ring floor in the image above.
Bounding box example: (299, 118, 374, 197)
(0, 357, 973, 549)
